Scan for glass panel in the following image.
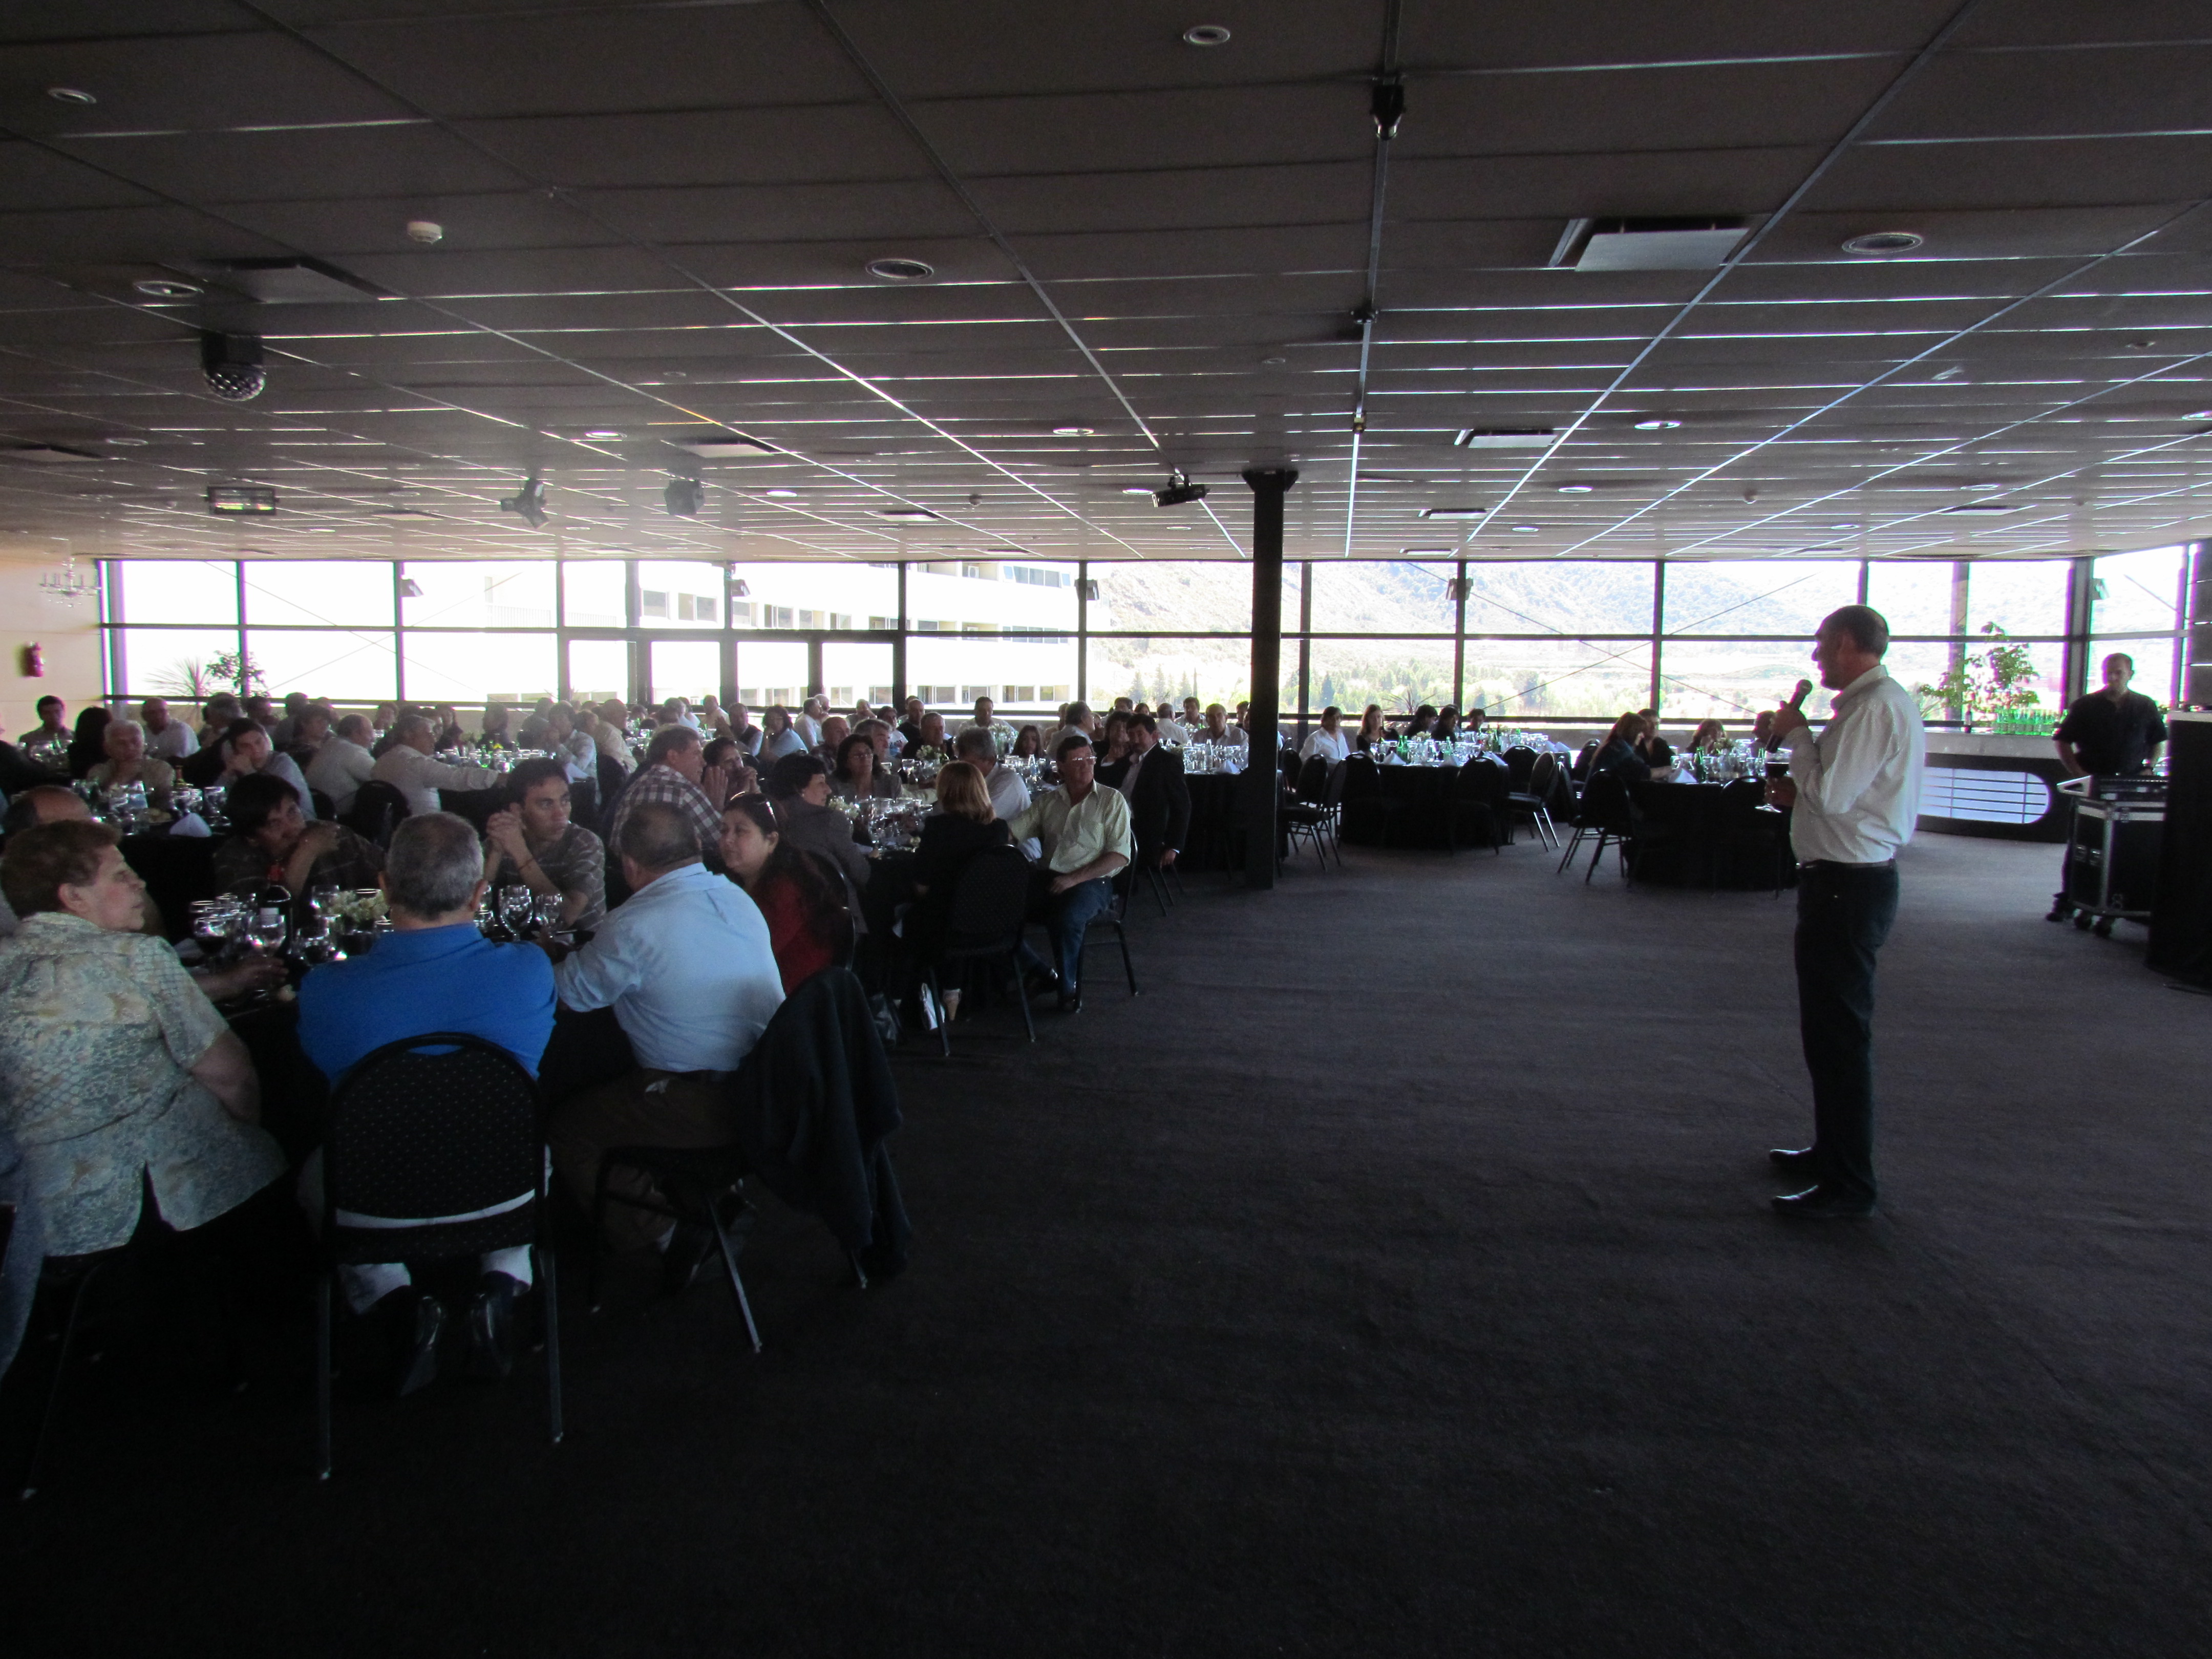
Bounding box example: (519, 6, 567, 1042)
(1089, 560, 1253, 635)
(1662, 560, 1861, 636)
(820, 642, 894, 711)
(908, 630, 1075, 713)
(905, 559, 1076, 644)
(1656, 639, 1821, 722)
(729, 561, 899, 630)
(115, 560, 236, 625)
(1864, 562, 1960, 636)
(2090, 637, 2180, 706)
(1883, 642, 1963, 721)
(401, 561, 556, 628)
(1308, 561, 1457, 633)
(113, 628, 246, 701)
(399, 631, 557, 704)
(1281, 560, 1302, 635)
(1086, 636, 1278, 714)
(734, 640, 809, 711)
(636, 560, 725, 629)
(1306, 638, 1458, 714)
(245, 628, 397, 703)
(1461, 639, 1653, 721)
(2091, 545, 2186, 636)
(1966, 559, 2069, 637)
(566, 639, 630, 706)
(648, 638, 723, 704)
(562, 560, 628, 627)
(1466, 562, 1653, 636)
(240, 561, 394, 627)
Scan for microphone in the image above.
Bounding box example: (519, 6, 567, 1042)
(1767, 679, 1814, 752)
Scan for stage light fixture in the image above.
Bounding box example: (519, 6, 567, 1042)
(206, 485, 277, 516)
(664, 477, 704, 517)
(499, 477, 548, 529)
(732, 580, 751, 599)
(1152, 472, 1208, 507)
(200, 331, 265, 402)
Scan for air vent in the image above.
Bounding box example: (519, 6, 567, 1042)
(1453, 428, 1555, 449)
(206, 485, 277, 515)
(677, 434, 776, 460)
(198, 257, 386, 303)
(5, 444, 102, 464)
(1553, 217, 1753, 272)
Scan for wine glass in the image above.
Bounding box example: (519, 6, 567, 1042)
(531, 892, 564, 940)
(250, 905, 288, 956)
(499, 885, 534, 938)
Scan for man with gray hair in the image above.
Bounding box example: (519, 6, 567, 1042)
(369, 712, 503, 817)
(547, 799, 783, 1284)
(954, 724, 1030, 823)
(296, 811, 557, 1392)
(140, 697, 197, 762)
(1761, 603, 1925, 1219)
(306, 713, 378, 816)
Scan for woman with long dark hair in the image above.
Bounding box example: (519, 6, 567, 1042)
(832, 731, 901, 802)
(1589, 711, 1654, 783)
(66, 706, 113, 779)
(717, 795, 850, 993)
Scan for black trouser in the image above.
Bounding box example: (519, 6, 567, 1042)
(1794, 860, 1900, 1204)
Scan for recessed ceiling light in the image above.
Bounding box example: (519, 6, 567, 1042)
(1454, 428, 1554, 449)
(405, 220, 443, 245)
(1401, 546, 1456, 555)
(1633, 418, 1682, 431)
(582, 429, 624, 440)
(1052, 426, 1095, 436)
(1509, 524, 1542, 533)
(1419, 507, 1487, 519)
(2186, 409, 2212, 421)
(1944, 503, 2018, 515)
(762, 488, 798, 499)
(1182, 24, 1231, 46)
(1842, 231, 1924, 256)
(1260, 355, 1287, 366)
(46, 87, 96, 105)
(104, 436, 149, 446)
(1823, 522, 1857, 530)
(1555, 483, 1594, 494)
(1963, 481, 2003, 493)
(299, 525, 338, 533)
(1121, 486, 1157, 496)
(875, 507, 938, 520)
(134, 278, 201, 300)
(866, 257, 934, 282)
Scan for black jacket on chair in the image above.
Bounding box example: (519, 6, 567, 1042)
(1127, 743, 1191, 864)
(727, 967, 911, 1277)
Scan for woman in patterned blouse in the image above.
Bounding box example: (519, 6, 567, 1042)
(0, 820, 284, 1257)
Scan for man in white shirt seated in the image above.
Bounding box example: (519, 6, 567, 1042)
(140, 698, 198, 762)
(1155, 705, 1189, 743)
(1200, 704, 1249, 754)
(370, 713, 504, 817)
(953, 726, 1035, 856)
(306, 713, 378, 816)
(547, 801, 784, 1283)
(1006, 733, 1133, 1015)
(794, 695, 827, 748)
(1300, 705, 1351, 764)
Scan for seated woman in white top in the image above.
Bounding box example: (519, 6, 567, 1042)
(756, 705, 807, 762)
(87, 718, 177, 810)
(1300, 706, 1351, 764)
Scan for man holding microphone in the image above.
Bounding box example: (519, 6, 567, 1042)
(1762, 605, 1926, 1218)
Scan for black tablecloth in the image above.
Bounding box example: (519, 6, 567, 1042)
(1625, 780, 1796, 889)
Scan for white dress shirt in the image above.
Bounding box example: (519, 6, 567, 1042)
(558, 730, 597, 783)
(1782, 664, 1926, 864)
(1300, 726, 1350, 764)
(145, 721, 198, 761)
(306, 735, 376, 815)
(985, 761, 1031, 821)
(369, 743, 502, 818)
(1156, 716, 1189, 744)
(263, 752, 317, 819)
(553, 862, 783, 1074)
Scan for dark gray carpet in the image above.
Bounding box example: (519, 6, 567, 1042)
(4, 832, 2207, 1656)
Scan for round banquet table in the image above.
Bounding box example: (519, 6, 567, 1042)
(1623, 778, 1797, 889)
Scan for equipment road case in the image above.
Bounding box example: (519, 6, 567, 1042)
(2059, 774, 2166, 937)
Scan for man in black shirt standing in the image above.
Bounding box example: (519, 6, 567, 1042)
(2047, 651, 2168, 922)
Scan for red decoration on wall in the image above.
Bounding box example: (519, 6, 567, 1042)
(20, 642, 43, 677)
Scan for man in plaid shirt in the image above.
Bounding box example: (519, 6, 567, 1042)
(605, 725, 726, 860)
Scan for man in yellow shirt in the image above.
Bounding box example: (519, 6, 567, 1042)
(1007, 733, 1133, 1014)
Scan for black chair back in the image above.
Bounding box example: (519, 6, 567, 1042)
(1455, 755, 1507, 804)
(1504, 746, 1537, 788)
(1341, 755, 1382, 803)
(341, 779, 410, 847)
(1572, 740, 1600, 780)
(942, 845, 1033, 954)
(1580, 771, 1633, 834)
(1295, 754, 1329, 802)
(324, 1033, 542, 1264)
(1525, 752, 1559, 801)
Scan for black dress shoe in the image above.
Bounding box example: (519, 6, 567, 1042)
(1053, 987, 1083, 1015)
(377, 1288, 445, 1397)
(2046, 896, 2074, 922)
(1769, 1146, 1820, 1172)
(465, 1272, 521, 1381)
(1023, 966, 1062, 1000)
(1771, 1184, 1875, 1218)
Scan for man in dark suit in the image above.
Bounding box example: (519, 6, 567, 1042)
(1118, 712, 1190, 874)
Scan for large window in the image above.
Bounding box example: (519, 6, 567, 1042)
(99, 547, 2194, 726)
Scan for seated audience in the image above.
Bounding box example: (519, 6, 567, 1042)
(285, 700, 334, 767)
(902, 761, 1014, 1023)
(604, 724, 726, 859)
(547, 802, 784, 1281)
(794, 696, 827, 747)
(1589, 711, 1655, 784)
(1687, 719, 1729, 754)
(724, 701, 762, 757)
(1155, 702, 1189, 743)
(0, 819, 284, 1261)
(546, 701, 596, 782)
(1354, 704, 1386, 753)
(140, 697, 198, 762)
(1634, 708, 1674, 769)
(370, 713, 502, 818)
(482, 758, 607, 932)
(1433, 707, 1462, 744)
(719, 795, 851, 993)
(1200, 703, 1248, 754)
(1006, 734, 1133, 1015)
(816, 713, 852, 759)
(765, 753, 873, 887)
(217, 718, 317, 817)
(87, 717, 175, 808)
(832, 732, 901, 803)
(896, 695, 927, 750)
(1121, 714, 1190, 874)
(1404, 704, 1438, 739)
(306, 713, 378, 816)
(1301, 705, 1350, 764)
(757, 705, 807, 762)
(296, 811, 556, 1391)
(430, 703, 465, 750)
(953, 726, 1030, 821)
(700, 736, 756, 806)
(370, 701, 398, 740)
(478, 703, 517, 750)
(22, 695, 72, 763)
(195, 694, 239, 753)
(1044, 700, 1094, 756)
(67, 706, 112, 779)
(269, 692, 310, 751)
(212, 772, 384, 896)
(962, 696, 1012, 740)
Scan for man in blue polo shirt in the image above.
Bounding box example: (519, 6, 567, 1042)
(298, 811, 555, 1394)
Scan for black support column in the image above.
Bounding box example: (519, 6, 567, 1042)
(1243, 467, 1298, 889)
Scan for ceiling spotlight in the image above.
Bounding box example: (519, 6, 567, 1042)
(763, 488, 799, 499)
(1182, 23, 1231, 46)
(200, 331, 265, 402)
(1052, 426, 1095, 436)
(1419, 506, 1487, 520)
(1963, 481, 2004, 493)
(1555, 483, 1594, 494)
(104, 436, 149, 446)
(397, 578, 424, 598)
(664, 478, 705, 517)
(583, 429, 624, 440)
(1741, 487, 1759, 503)
(499, 477, 548, 529)
(2186, 410, 2212, 422)
(46, 87, 96, 105)
(875, 506, 939, 520)
(405, 220, 443, 245)
(134, 278, 201, 300)
(1842, 231, 1924, 256)
(1509, 524, 1542, 533)
(866, 257, 934, 282)
(1153, 472, 1209, 507)
(1633, 417, 1681, 431)
(1261, 355, 1287, 366)
(206, 485, 277, 516)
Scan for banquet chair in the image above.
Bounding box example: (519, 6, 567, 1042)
(1557, 771, 1633, 882)
(1503, 753, 1562, 850)
(1338, 756, 1409, 847)
(1282, 758, 1340, 870)
(1073, 865, 1140, 996)
(1503, 746, 1537, 791)
(316, 1033, 562, 1481)
(14, 1245, 132, 1500)
(339, 779, 410, 848)
(1622, 780, 1714, 888)
(923, 845, 1037, 1057)
(589, 1143, 759, 1346)
(1446, 757, 1507, 856)
(1294, 754, 1330, 804)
